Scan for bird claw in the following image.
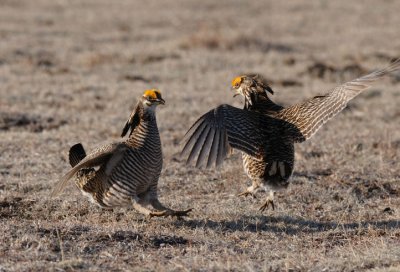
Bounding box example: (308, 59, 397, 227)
(237, 191, 256, 198)
(149, 208, 193, 218)
(171, 208, 193, 218)
(259, 199, 275, 212)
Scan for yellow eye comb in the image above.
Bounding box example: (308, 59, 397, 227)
(143, 89, 161, 99)
(231, 76, 243, 87)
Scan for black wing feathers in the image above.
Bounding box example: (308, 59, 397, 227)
(181, 104, 265, 168)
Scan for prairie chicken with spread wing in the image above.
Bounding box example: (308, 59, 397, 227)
(182, 59, 400, 211)
(51, 89, 192, 218)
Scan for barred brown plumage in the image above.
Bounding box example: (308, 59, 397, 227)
(181, 59, 400, 212)
(51, 89, 192, 218)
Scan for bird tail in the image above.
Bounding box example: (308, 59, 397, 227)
(69, 143, 87, 167)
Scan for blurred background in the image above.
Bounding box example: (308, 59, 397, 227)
(1, 1, 400, 271)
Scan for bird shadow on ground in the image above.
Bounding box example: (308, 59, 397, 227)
(173, 215, 400, 235)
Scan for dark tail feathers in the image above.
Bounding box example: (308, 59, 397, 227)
(69, 143, 87, 167)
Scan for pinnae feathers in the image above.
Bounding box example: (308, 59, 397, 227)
(121, 121, 130, 137)
(121, 102, 141, 138)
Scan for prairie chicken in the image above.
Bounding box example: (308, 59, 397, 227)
(51, 89, 192, 218)
(182, 59, 400, 211)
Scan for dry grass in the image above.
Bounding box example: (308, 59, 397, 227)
(1, 0, 400, 271)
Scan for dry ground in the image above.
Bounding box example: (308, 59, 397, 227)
(1, 0, 400, 271)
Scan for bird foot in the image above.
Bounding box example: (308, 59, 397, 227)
(237, 191, 256, 198)
(149, 208, 193, 218)
(259, 199, 275, 212)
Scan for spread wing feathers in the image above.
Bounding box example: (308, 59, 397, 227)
(181, 104, 266, 168)
(50, 143, 127, 197)
(277, 59, 400, 142)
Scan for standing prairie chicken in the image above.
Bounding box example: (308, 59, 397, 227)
(181, 59, 400, 212)
(51, 89, 192, 218)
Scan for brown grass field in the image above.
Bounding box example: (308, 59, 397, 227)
(1, 0, 400, 271)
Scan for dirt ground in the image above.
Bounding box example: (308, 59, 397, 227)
(1, 0, 400, 271)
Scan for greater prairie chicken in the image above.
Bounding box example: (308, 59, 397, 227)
(182, 59, 400, 211)
(51, 89, 192, 218)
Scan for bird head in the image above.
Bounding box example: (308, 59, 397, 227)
(231, 75, 274, 106)
(121, 89, 165, 137)
(141, 89, 165, 109)
(231, 75, 246, 97)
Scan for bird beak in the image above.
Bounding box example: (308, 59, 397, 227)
(158, 98, 165, 105)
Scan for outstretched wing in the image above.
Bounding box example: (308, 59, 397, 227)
(181, 104, 271, 168)
(276, 59, 400, 142)
(50, 142, 128, 197)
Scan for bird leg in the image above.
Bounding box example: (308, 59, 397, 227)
(259, 191, 275, 212)
(237, 184, 259, 198)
